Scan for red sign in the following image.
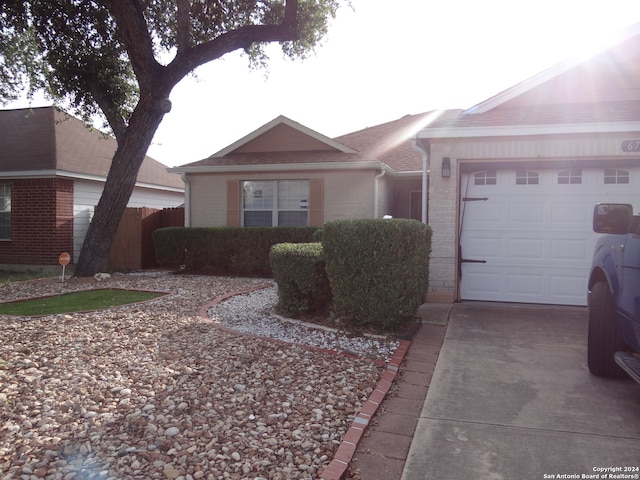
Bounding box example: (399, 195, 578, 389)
(59, 252, 71, 266)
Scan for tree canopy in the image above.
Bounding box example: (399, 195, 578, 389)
(1, 0, 344, 135)
(0, 0, 346, 275)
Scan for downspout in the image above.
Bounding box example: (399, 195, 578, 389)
(411, 137, 429, 224)
(180, 173, 191, 227)
(374, 167, 386, 218)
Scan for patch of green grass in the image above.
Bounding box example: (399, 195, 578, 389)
(0, 289, 165, 316)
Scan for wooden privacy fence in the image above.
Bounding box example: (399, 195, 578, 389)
(109, 207, 184, 271)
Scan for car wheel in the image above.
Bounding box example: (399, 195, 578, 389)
(587, 281, 627, 378)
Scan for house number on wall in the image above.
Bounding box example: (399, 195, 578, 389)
(621, 140, 640, 152)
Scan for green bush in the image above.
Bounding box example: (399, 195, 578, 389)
(270, 243, 332, 317)
(323, 218, 431, 330)
(153, 226, 320, 276)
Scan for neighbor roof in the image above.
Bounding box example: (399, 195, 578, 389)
(0, 106, 184, 190)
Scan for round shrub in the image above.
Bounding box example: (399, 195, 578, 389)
(269, 242, 332, 317)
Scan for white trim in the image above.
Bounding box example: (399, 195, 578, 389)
(418, 122, 640, 139)
(0, 169, 184, 193)
(212, 115, 358, 157)
(170, 161, 396, 175)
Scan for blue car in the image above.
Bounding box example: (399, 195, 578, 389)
(588, 203, 640, 382)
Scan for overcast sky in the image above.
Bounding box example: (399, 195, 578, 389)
(7, 0, 640, 167)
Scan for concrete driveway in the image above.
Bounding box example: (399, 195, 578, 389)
(402, 302, 640, 480)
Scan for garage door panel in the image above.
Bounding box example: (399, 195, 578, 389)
(460, 269, 504, 296)
(550, 238, 591, 261)
(460, 167, 640, 306)
(551, 202, 590, 225)
(549, 273, 589, 301)
(507, 273, 543, 295)
(508, 202, 545, 223)
(461, 267, 589, 304)
(464, 236, 503, 258)
(508, 238, 544, 259)
(464, 202, 502, 225)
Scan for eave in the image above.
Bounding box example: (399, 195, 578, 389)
(169, 161, 398, 175)
(417, 121, 640, 140)
(0, 169, 184, 193)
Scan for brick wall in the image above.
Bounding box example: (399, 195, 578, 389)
(0, 178, 74, 265)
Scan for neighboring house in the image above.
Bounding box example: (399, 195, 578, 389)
(415, 24, 640, 306)
(169, 113, 451, 228)
(0, 106, 184, 267)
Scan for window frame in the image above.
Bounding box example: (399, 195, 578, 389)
(557, 169, 582, 185)
(0, 183, 11, 241)
(604, 168, 630, 185)
(515, 170, 539, 185)
(241, 179, 310, 227)
(474, 171, 497, 185)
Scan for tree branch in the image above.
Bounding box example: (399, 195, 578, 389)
(165, 0, 300, 87)
(85, 76, 128, 141)
(175, 0, 191, 52)
(105, 0, 162, 93)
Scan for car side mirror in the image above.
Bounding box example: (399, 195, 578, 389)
(593, 203, 633, 234)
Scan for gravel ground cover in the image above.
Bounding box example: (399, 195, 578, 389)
(0, 273, 396, 480)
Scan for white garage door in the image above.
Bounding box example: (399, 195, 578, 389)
(459, 166, 640, 306)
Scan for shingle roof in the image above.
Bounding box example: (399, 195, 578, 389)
(335, 111, 463, 171)
(426, 101, 640, 130)
(0, 106, 184, 189)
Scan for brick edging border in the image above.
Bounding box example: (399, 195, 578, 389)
(318, 340, 411, 480)
(199, 283, 412, 480)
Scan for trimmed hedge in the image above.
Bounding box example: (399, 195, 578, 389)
(153, 226, 320, 276)
(269, 243, 332, 317)
(322, 218, 431, 330)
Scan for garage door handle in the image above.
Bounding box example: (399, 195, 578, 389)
(460, 258, 487, 264)
(462, 197, 489, 202)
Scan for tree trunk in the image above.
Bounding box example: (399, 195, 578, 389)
(74, 96, 169, 277)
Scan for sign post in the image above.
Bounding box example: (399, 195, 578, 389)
(59, 252, 71, 282)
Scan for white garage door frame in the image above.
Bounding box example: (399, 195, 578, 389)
(458, 161, 640, 306)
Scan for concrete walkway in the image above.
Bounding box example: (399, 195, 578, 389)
(402, 302, 640, 480)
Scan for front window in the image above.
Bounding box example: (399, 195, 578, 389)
(242, 180, 309, 226)
(0, 184, 10, 240)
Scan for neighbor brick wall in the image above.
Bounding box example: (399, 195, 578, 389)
(0, 178, 74, 265)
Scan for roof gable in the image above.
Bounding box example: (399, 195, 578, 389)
(418, 23, 640, 138)
(212, 115, 357, 157)
(467, 22, 640, 114)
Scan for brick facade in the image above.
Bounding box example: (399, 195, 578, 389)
(0, 178, 74, 265)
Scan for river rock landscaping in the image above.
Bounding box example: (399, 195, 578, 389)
(0, 273, 397, 480)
